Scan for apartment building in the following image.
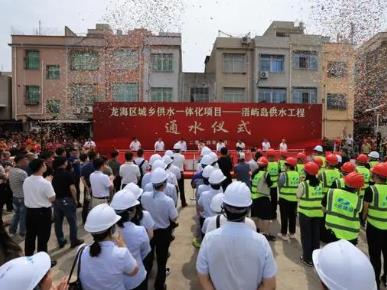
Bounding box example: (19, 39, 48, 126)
(10, 24, 182, 128)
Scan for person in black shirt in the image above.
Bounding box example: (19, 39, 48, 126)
(39, 151, 54, 179)
(217, 147, 233, 191)
(52, 156, 83, 248)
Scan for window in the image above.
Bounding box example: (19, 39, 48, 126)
(327, 94, 347, 110)
(112, 83, 139, 102)
(190, 88, 209, 102)
(151, 87, 173, 102)
(258, 88, 287, 103)
(293, 51, 318, 70)
(151, 54, 173, 72)
(46, 65, 60, 80)
(71, 84, 94, 106)
(46, 100, 60, 114)
(327, 62, 347, 78)
(223, 88, 246, 103)
(70, 51, 99, 71)
(260, 54, 284, 72)
(113, 50, 138, 70)
(25, 50, 40, 70)
(223, 54, 246, 73)
(25, 86, 40, 105)
(292, 87, 317, 104)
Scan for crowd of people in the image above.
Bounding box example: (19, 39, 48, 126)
(0, 134, 385, 290)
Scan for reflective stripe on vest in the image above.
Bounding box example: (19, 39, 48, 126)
(296, 164, 305, 178)
(357, 166, 370, 189)
(367, 184, 387, 230)
(279, 160, 286, 172)
(279, 171, 300, 202)
(251, 170, 268, 199)
(322, 169, 341, 194)
(267, 162, 279, 188)
(336, 178, 345, 189)
(325, 189, 362, 241)
(298, 180, 324, 218)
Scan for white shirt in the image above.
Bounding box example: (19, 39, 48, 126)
(141, 172, 151, 189)
(196, 184, 211, 200)
(141, 191, 178, 229)
(154, 141, 165, 152)
(144, 183, 178, 206)
(196, 222, 277, 290)
(90, 171, 111, 197)
(134, 158, 149, 175)
(120, 222, 151, 289)
(119, 162, 140, 186)
(202, 215, 256, 234)
(23, 175, 55, 208)
(216, 142, 226, 152)
(140, 210, 155, 231)
(198, 188, 223, 218)
(262, 142, 271, 151)
(236, 142, 245, 150)
(80, 241, 137, 290)
(172, 153, 185, 171)
(177, 141, 187, 152)
(129, 140, 141, 151)
(248, 159, 258, 173)
(168, 165, 181, 180)
(279, 142, 288, 152)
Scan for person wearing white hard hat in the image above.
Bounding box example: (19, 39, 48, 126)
(313, 145, 326, 168)
(313, 239, 377, 290)
(154, 138, 165, 153)
(80, 203, 139, 290)
(141, 167, 178, 290)
(197, 181, 277, 290)
(163, 155, 184, 207)
(111, 190, 151, 290)
(119, 152, 141, 190)
(202, 192, 256, 234)
(141, 154, 162, 189)
(198, 169, 226, 236)
(368, 151, 380, 168)
(172, 144, 186, 207)
(0, 252, 68, 290)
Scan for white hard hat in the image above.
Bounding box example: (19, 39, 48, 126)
(149, 154, 162, 166)
(173, 143, 181, 150)
(210, 193, 225, 213)
(208, 152, 218, 164)
(200, 154, 213, 166)
(151, 167, 168, 184)
(312, 240, 377, 290)
(223, 181, 252, 207)
(0, 252, 51, 290)
(209, 169, 226, 184)
(124, 182, 143, 199)
(202, 165, 215, 179)
(336, 154, 342, 164)
(165, 150, 174, 157)
(313, 145, 323, 153)
(239, 152, 245, 160)
(162, 155, 173, 166)
(110, 189, 139, 211)
(201, 146, 212, 156)
(152, 159, 167, 170)
(84, 204, 121, 233)
(368, 151, 380, 159)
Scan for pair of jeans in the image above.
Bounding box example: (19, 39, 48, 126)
(279, 198, 297, 235)
(54, 197, 78, 244)
(25, 207, 52, 255)
(299, 213, 321, 262)
(9, 197, 26, 236)
(366, 223, 387, 286)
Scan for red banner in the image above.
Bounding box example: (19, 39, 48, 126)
(93, 102, 322, 153)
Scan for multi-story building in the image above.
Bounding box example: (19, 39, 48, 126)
(355, 32, 387, 137)
(10, 24, 182, 130)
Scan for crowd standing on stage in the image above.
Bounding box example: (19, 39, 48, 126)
(0, 134, 385, 290)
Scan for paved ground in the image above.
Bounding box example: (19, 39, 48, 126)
(3, 181, 381, 290)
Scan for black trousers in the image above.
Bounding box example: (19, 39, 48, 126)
(149, 228, 172, 290)
(366, 223, 387, 286)
(279, 198, 297, 235)
(178, 172, 186, 206)
(299, 213, 321, 263)
(132, 277, 148, 290)
(326, 229, 358, 245)
(270, 187, 278, 219)
(25, 207, 52, 256)
(74, 174, 81, 203)
(320, 214, 329, 243)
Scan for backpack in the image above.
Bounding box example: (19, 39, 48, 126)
(134, 159, 146, 187)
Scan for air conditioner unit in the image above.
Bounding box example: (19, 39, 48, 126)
(259, 71, 269, 79)
(73, 108, 82, 114)
(86, 106, 93, 113)
(241, 36, 250, 45)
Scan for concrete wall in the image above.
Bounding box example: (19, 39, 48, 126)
(181, 72, 215, 102)
(0, 73, 12, 120)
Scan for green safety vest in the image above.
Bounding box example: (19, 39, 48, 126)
(369, 161, 379, 169)
(357, 166, 371, 197)
(251, 171, 269, 200)
(279, 171, 300, 202)
(325, 189, 362, 241)
(279, 160, 286, 172)
(335, 177, 345, 189)
(322, 168, 341, 194)
(267, 162, 279, 188)
(296, 164, 305, 178)
(367, 184, 387, 230)
(298, 180, 324, 218)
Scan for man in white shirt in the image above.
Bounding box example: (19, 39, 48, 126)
(176, 139, 187, 152)
(120, 152, 141, 189)
(236, 139, 245, 151)
(262, 139, 271, 151)
(23, 158, 56, 258)
(134, 148, 149, 186)
(172, 144, 187, 207)
(279, 138, 288, 152)
(129, 137, 141, 152)
(216, 140, 226, 152)
(90, 158, 113, 208)
(154, 138, 165, 152)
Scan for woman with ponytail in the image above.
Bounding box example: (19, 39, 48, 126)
(111, 190, 151, 290)
(80, 204, 139, 290)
